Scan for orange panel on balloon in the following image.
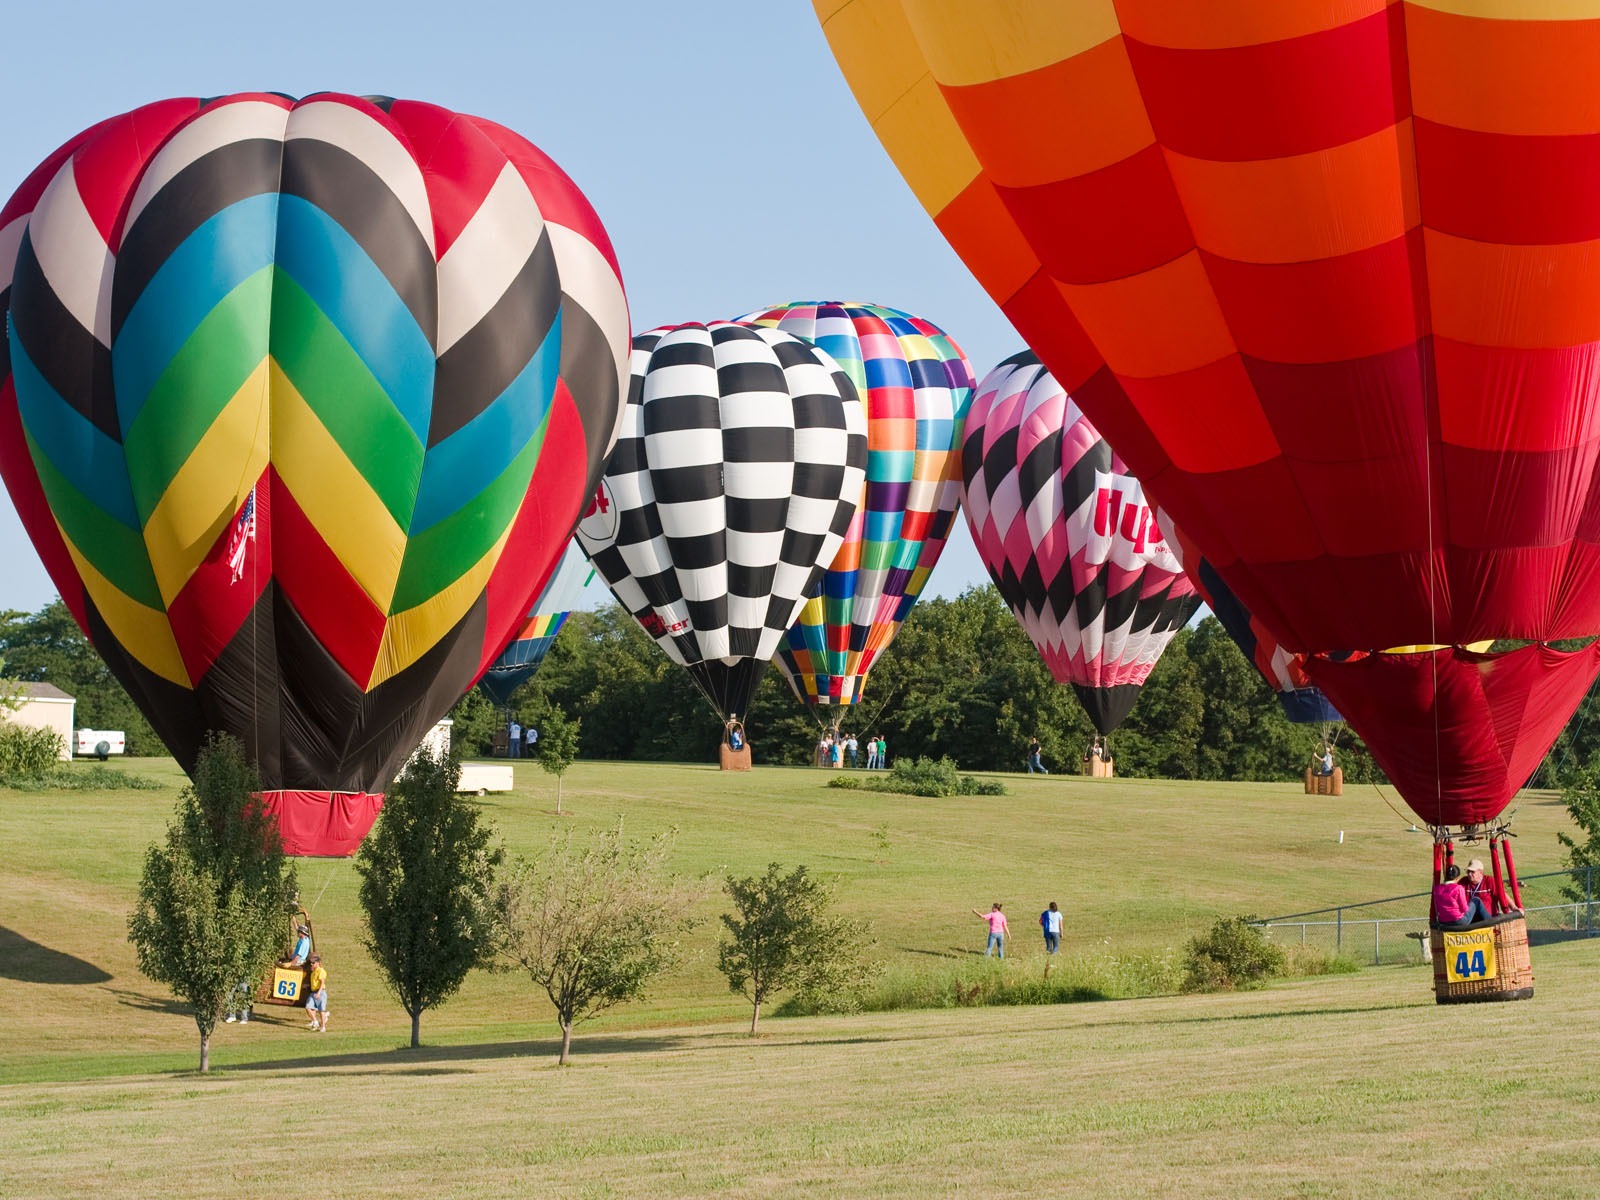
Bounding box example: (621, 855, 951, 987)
(1165, 122, 1417, 265)
(934, 174, 1042, 309)
(1405, 4, 1600, 136)
(1057, 253, 1234, 377)
(1425, 230, 1600, 349)
(940, 36, 1152, 184)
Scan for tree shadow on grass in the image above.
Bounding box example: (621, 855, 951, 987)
(896, 946, 965, 960)
(221, 1034, 692, 1076)
(0, 927, 112, 984)
(106, 987, 188, 1017)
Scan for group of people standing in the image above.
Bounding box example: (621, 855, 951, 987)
(505, 720, 538, 759)
(815, 731, 887, 769)
(971, 901, 1064, 959)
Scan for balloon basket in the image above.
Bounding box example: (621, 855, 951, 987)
(719, 744, 752, 771)
(1304, 767, 1343, 796)
(1430, 915, 1534, 1004)
(1082, 756, 1113, 778)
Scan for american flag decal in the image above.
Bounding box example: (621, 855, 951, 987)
(226, 486, 257, 584)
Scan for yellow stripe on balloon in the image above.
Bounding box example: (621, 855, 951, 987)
(1408, 0, 1600, 19)
(143, 358, 272, 607)
(367, 522, 512, 689)
(821, 0, 981, 215)
(268, 360, 406, 614)
(59, 522, 191, 687)
(901, 0, 1121, 87)
(1382, 641, 1496, 653)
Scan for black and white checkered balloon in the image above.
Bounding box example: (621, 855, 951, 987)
(577, 322, 867, 720)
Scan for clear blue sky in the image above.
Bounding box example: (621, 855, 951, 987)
(0, 1, 1018, 614)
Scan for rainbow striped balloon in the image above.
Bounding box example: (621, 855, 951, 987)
(738, 302, 974, 707)
(0, 94, 628, 854)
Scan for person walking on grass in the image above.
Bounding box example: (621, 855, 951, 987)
(305, 954, 329, 1032)
(974, 903, 1010, 958)
(1040, 901, 1063, 954)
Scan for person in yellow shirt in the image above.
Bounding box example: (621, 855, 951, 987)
(305, 954, 329, 1032)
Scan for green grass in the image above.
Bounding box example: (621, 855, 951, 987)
(1, 759, 1595, 1198)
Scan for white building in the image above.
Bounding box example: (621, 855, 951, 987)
(7, 682, 76, 762)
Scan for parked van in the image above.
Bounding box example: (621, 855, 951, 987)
(74, 729, 126, 760)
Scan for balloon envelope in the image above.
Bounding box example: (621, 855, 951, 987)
(961, 352, 1199, 735)
(0, 94, 628, 853)
(813, 6, 1600, 826)
(739, 301, 975, 707)
(577, 322, 867, 721)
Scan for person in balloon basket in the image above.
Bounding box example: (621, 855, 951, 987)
(1039, 901, 1063, 954)
(304, 954, 329, 1032)
(1461, 858, 1511, 919)
(1432, 865, 1490, 929)
(1313, 743, 1335, 776)
(284, 923, 312, 967)
(1027, 737, 1047, 774)
(974, 903, 1010, 957)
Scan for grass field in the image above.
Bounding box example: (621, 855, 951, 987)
(2, 759, 1596, 1197)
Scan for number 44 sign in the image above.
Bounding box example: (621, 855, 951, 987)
(1442, 928, 1498, 984)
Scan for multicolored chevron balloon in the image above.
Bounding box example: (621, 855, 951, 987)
(0, 93, 628, 854)
(738, 302, 974, 708)
(960, 353, 1200, 736)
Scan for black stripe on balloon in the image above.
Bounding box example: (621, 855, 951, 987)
(431, 231, 560, 444)
(789, 388, 849, 431)
(1099, 575, 1142, 636)
(557, 297, 622, 494)
(257, 582, 488, 792)
(112, 137, 285, 339)
(1016, 554, 1049, 618)
(730, 561, 777, 599)
(685, 593, 729, 635)
(1128, 585, 1172, 639)
(613, 499, 664, 548)
(361, 96, 398, 113)
(728, 496, 788, 533)
(279, 137, 438, 346)
(7, 235, 120, 440)
(664, 523, 725, 570)
(651, 462, 723, 506)
(192, 586, 287, 787)
(1072, 682, 1143, 736)
(710, 322, 766, 347)
(1060, 436, 1108, 513)
(793, 460, 847, 501)
(1072, 567, 1108, 631)
(689, 655, 768, 719)
(781, 531, 827, 576)
(1018, 428, 1060, 513)
(645, 392, 719, 434)
(82, 592, 202, 772)
(724, 425, 793, 464)
(980, 424, 1019, 504)
(650, 332, 716, 370)
(716, 359, 786, 398)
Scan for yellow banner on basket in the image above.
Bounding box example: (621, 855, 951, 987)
(1442, 928, 1498, 983)
(271, 968, 304, 1002)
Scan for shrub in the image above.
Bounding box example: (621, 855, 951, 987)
(0, 764, 162, 790)
(828, 757, 1006, 799)
(1182, 916, 1287, 992)
(0, 721, 64, 777)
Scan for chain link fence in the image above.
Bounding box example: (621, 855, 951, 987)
(1253, 867, 1599, 966)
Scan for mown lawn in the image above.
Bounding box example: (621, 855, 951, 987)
(1, 758, 1594, 1197)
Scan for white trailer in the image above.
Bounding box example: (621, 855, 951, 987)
(74, 729, 125, 760)
(456, 762, 514, 795)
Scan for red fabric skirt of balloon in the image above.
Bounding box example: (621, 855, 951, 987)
(259, 791, 385, 858)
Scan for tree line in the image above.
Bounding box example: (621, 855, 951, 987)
(448, 586, 1390, 784)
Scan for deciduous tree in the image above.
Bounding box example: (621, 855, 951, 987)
(497, 822, 702, 1064)
(127, 733, 297, 1072)
(356, 747, 504, 1047)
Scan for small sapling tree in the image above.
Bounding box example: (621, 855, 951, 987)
(535, 705, 581, 815)
(127, 733, 297, 1072)
(497, 821, 702, 1064)
(718, 862, 875, 1034)
(357, 746, 505, 1047)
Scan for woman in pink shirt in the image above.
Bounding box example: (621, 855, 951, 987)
(973, 903, 1009, 958)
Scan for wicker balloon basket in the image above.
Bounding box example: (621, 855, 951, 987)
(1304, 767, 1343, 795)
(719, 720, 751, 771)
(1429, 915, 1533, 1004)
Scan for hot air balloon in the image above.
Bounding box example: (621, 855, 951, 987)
(477, 541, 593, 708)
(960, 352, 1200, 748)
(576, 322, 867, 728)
(738, 301, 974, 711)
(814, 3, 1600, 996)
(0, 93, 628, 855)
